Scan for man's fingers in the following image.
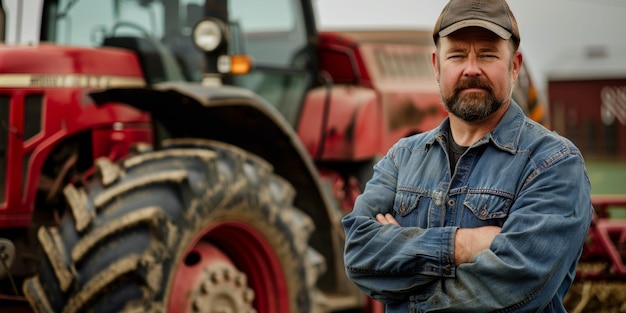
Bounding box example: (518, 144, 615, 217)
(385, 213, 401, 226)
(376, 213, 401, 226)
(376, 213, 388, 224)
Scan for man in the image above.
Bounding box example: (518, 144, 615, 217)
(341, 0, 593, 312)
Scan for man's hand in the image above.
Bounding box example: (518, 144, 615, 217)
(455, 226, 501, 264)
(376, 213, 400, 226)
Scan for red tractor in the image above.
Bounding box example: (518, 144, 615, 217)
(1, 0, 612, 313)
(0, 1, 445, 311)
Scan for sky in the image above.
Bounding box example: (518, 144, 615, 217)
(315, 0, 626, 95)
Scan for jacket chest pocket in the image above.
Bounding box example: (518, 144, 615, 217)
(393, 190, 429, 226)
(462, 192, 513, 227)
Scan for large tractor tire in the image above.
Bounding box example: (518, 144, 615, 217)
(22, 139, 326, 313)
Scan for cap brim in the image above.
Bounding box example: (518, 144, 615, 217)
(439, 19, 512, 40)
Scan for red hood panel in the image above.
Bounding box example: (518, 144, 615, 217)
(0, 43, 143, 77)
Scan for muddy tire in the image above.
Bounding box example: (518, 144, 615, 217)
(23, 139, 325, 313)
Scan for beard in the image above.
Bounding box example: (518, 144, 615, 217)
(442, 77, 505, 122)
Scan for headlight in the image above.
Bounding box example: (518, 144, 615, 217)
(193, 18, 227, 52)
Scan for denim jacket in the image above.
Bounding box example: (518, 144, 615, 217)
(342, 102, 593, 313)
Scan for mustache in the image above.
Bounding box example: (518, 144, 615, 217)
(454, 77, 493, 93)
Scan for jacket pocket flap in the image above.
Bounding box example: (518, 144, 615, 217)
(464, 192, 513, 220)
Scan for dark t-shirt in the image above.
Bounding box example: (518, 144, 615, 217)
(447, 130, 469, 174)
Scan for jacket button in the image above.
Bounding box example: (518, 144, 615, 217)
(444, 266, 451, 275)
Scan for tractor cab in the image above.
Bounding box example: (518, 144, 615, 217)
(42, 0, 317, 128)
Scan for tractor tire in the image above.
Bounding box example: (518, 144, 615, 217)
(22, 139, 326, 313)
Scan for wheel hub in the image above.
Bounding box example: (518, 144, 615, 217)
(190, 263, 256, 313)
(169, 241, 256, 313)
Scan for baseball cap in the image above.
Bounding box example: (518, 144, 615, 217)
(433, 0, 520, 47)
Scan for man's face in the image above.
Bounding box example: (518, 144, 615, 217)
(432, 27, 522, 122)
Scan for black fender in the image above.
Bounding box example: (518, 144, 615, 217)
(90, 82, 343, 292)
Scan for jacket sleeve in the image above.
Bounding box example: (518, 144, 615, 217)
(342, 144, 457, 303)
(427, 152, 593, 312)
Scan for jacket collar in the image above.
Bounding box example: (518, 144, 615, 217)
(428, 100, 525, 154)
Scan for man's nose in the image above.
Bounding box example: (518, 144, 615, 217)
(463, 56, 481, 77)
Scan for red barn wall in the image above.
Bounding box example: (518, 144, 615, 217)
(548, 78, 626, 159)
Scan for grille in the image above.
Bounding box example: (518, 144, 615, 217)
(373, 47, 434, 79)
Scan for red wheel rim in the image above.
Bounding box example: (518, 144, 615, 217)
(168, 221, 289, 313)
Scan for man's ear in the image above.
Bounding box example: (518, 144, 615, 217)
(512, 51, 523, 82)
(432, 50, 440, 82)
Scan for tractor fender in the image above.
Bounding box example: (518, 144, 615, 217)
(90, 82, 344, 290)
(298, 85, 385, 161)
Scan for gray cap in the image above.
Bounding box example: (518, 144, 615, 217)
(433, 0, 520, 47)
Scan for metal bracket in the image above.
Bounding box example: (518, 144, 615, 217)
(0, 238, 16, 279)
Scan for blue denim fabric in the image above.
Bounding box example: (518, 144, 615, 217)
(342, 102, 593, 312)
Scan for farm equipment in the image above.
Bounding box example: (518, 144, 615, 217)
(0, 0, 595, 312)
(563, 195, 626, 313)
